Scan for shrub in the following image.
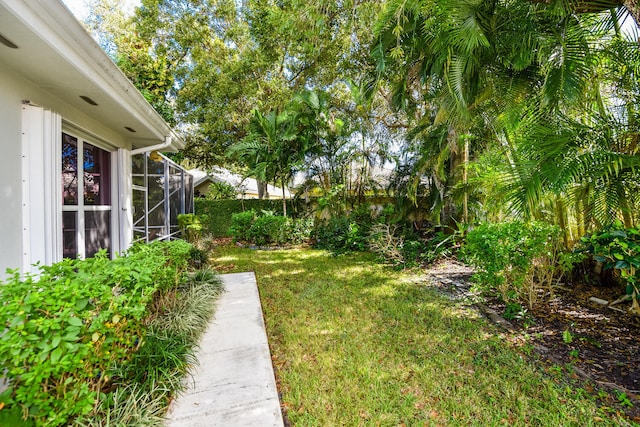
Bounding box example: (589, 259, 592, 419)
(177, 213, 205, 243)
(205, 182, 236, 200)
(461, 221, 563, 309)
(289, 217, 314, 245)
(314, 216, 366, 252)
(228, 210, 257, 242)
(229, 210, 313, 246)
(0, 240, 196, 426)
(420, 227, 464, 265)
(195, 199, 305, 237)
(313, 206, 375, 253)
(580, 221, 640, 314)
(76, 268, 223, 427)
(249, 213, 289, 246)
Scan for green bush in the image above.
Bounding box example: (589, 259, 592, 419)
(289, 217, 314, 245)
(313, 216, 369, 253)
(461, 221, 562, 309)
(76, 268, 224, 427)
(0, 240, 194, 426)
(229, 210, 313, 246)
(580, 221, 640, 314)
(249, 214, 289, 246)
(177, 213, 205, 243)
(229, 210, 257, 242)
(195, 199, 305, 237)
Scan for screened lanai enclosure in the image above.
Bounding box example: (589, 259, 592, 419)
(132, 152, 194, 243)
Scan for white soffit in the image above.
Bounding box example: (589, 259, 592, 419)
(0, 0, 183, 150)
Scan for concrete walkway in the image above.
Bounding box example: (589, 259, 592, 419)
(165, 272, 284, 427)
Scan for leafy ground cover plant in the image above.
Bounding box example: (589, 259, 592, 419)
(210, 246, 629, 425)
(580, 221, 640, 314)
(0, 240, 220, 426)
(77, 268, 224, 426)
(462, 221, 564, 309)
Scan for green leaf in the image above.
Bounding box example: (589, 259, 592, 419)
(50, 347, 63, 364)
(75, 298, 89, 311)
(611, 230, 627, 238)
(51, 335, 61, 349)
(67, 317, 83, 327)
(614, 260, 629, 270)
(613, 253, 625, 260)
(62, 330, 80, 342)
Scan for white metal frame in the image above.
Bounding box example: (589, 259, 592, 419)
(132, 152, 193, 243)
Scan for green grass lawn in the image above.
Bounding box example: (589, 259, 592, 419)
(212, 246, 630, 426)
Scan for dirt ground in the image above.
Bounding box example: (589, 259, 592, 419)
(424, 259, 640, 423)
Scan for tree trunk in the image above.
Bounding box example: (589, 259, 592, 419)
(281, 177, 287, 217)
(622, 0, 640, 24)
(257, 180, 268, 199)
(556, 197, 570, 250)
(444, 126, 460, 226)
(462, 137, 469, 225)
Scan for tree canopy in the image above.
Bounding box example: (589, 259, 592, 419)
(88, 0, 640, 241)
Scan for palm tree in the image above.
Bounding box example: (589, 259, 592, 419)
(372, 0, 545, 225)
(373, 0, 639, 239)
(291, 89, 351, 197)
(227, 109, 301, 216)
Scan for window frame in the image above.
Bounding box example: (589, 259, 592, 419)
(61, 128, 117, 259)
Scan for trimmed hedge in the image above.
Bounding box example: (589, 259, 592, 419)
(228, 210, 313, 246)
(194, 198, 307, 237)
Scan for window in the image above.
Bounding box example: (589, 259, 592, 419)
(62, 133, 112, 258)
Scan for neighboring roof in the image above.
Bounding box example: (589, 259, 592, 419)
(190, 167, 292, 198)
(0, 0, 183, 151)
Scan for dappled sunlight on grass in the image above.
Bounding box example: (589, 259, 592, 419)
(213, 255, 238, 262)
(210, 246, 625, 426)
(361, 283, 397, 297)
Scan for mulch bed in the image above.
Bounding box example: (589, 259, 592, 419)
(425, 259, 640, 423)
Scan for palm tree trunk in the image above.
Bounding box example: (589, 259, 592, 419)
(462, 137, 469, 224)
(281, 177, 287, 217)
(445, 126, 459, 226)
(556, 196, 570, 249)
(622, 0, 640, 25)
(257, 180, 268, 199)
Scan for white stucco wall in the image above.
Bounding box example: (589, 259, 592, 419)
(0, 66, 137, 279)
(0, 67, 25, 277)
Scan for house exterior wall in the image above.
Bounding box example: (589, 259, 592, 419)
(0, 66, 135, 278)
(0, 68, 26, 276)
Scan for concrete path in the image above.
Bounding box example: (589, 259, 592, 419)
(165, 272, 284, 427)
